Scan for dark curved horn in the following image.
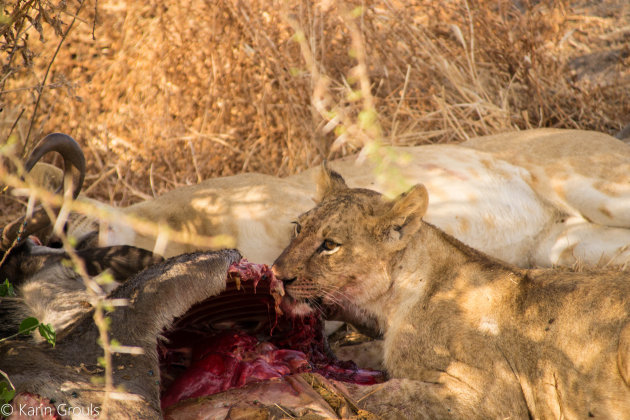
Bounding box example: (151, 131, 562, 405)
(24, 133, 86, 199)
(1, 133, 86, 251)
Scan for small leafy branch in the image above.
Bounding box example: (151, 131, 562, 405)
(0, 0, 86, 159)
(0, 278, 56, 407)
(0, 278, 58, 347)
(0, 140, 120, 415)
(0, 0, 67, 93)
(284, 1, 413, 197)
(0, 278, 13, 296)
(0, 316, 57, 347)
(0, 370, 15, 407)
(0, 0, 126, 399)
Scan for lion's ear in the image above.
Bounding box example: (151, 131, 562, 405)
(316, 161, 348, 202)
(381, 184, 429, 240)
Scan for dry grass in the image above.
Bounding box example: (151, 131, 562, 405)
(1, 0, 629, 221)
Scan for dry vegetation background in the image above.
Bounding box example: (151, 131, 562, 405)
(1, 0, 629, 222)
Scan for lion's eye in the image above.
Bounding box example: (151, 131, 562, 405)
(319, 239, 340, 255)
(291, 221, 302, 237)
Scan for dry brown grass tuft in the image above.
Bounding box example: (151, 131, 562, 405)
(1, 0, 629, 219)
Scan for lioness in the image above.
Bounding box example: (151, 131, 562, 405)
(21, 129, 630, 268)
(273, 164, 630, 418)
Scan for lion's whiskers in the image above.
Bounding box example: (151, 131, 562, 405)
(318, 284, 351, 306)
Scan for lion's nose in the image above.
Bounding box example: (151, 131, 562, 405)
(271, 264, 296, 285)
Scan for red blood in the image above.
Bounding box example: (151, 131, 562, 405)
(161, 361, 233, 408)
(160, 260, 385, 409)
(161, 330, 310, 409)
(196, 353, 232, 375)
(271, 349, 310, 371)
(193, 333, 258, 362)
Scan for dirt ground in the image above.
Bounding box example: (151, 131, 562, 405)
(0, 0, 629, 223)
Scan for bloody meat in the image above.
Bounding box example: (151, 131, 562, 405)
(160, 259, 385, 409)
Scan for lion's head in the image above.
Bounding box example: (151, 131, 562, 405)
(273, 162, 429, 319)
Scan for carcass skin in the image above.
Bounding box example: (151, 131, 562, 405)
(2, 253, 384, 419)
(1, 250, 242, 419)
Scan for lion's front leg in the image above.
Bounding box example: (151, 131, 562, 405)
(346, 375, 529, 420)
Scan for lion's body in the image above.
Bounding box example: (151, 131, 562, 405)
(57, 128, 630, 270)
(272, 166, 630, 418)
(121, 173, 315, 261)
(463, 128, 630, 226)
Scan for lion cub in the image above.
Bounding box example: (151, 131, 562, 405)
(273, 164, 630, 419)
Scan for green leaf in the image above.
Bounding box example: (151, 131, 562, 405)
(102, 301, 115, 312)
(0, 13, 12, 25)
(292, 31, 305, 43)
(18, 317, 39, 335)
(334, 125, 347, 136)
(358, 109, 377, 129)
(38, 323, 56, 347)
(350, 6, 365, 18)
(0, 381, 15, 405)
(96, 272, 114, 286)
(91, 376, 104, 385)
(347, 90, 362, 102)
(0, 279, 15, 297)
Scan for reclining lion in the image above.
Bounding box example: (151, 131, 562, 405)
(272, 164, 630, 418)
(22, 129, 630, 269)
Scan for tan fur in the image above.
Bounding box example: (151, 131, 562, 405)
(463, 128, 630, 226)
(42, 129, 630, 268)
(273, 167, 630, 419)
(69, 174, 315, 263)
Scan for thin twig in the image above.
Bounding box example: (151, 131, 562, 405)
(0, 81, 65, 95)
(92, 0, 98, 40)
(0, 369, 15, 390)
(5, 108, 25, 144)
(82, 166, 117, 195)
(0, 0, 35, 94)
(389, 64, 411, 143)
(273, 404, 295, 418)
(356, 383, 387, 403)
(22, 0, 87, 158)
(187, 140, 202, 183)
